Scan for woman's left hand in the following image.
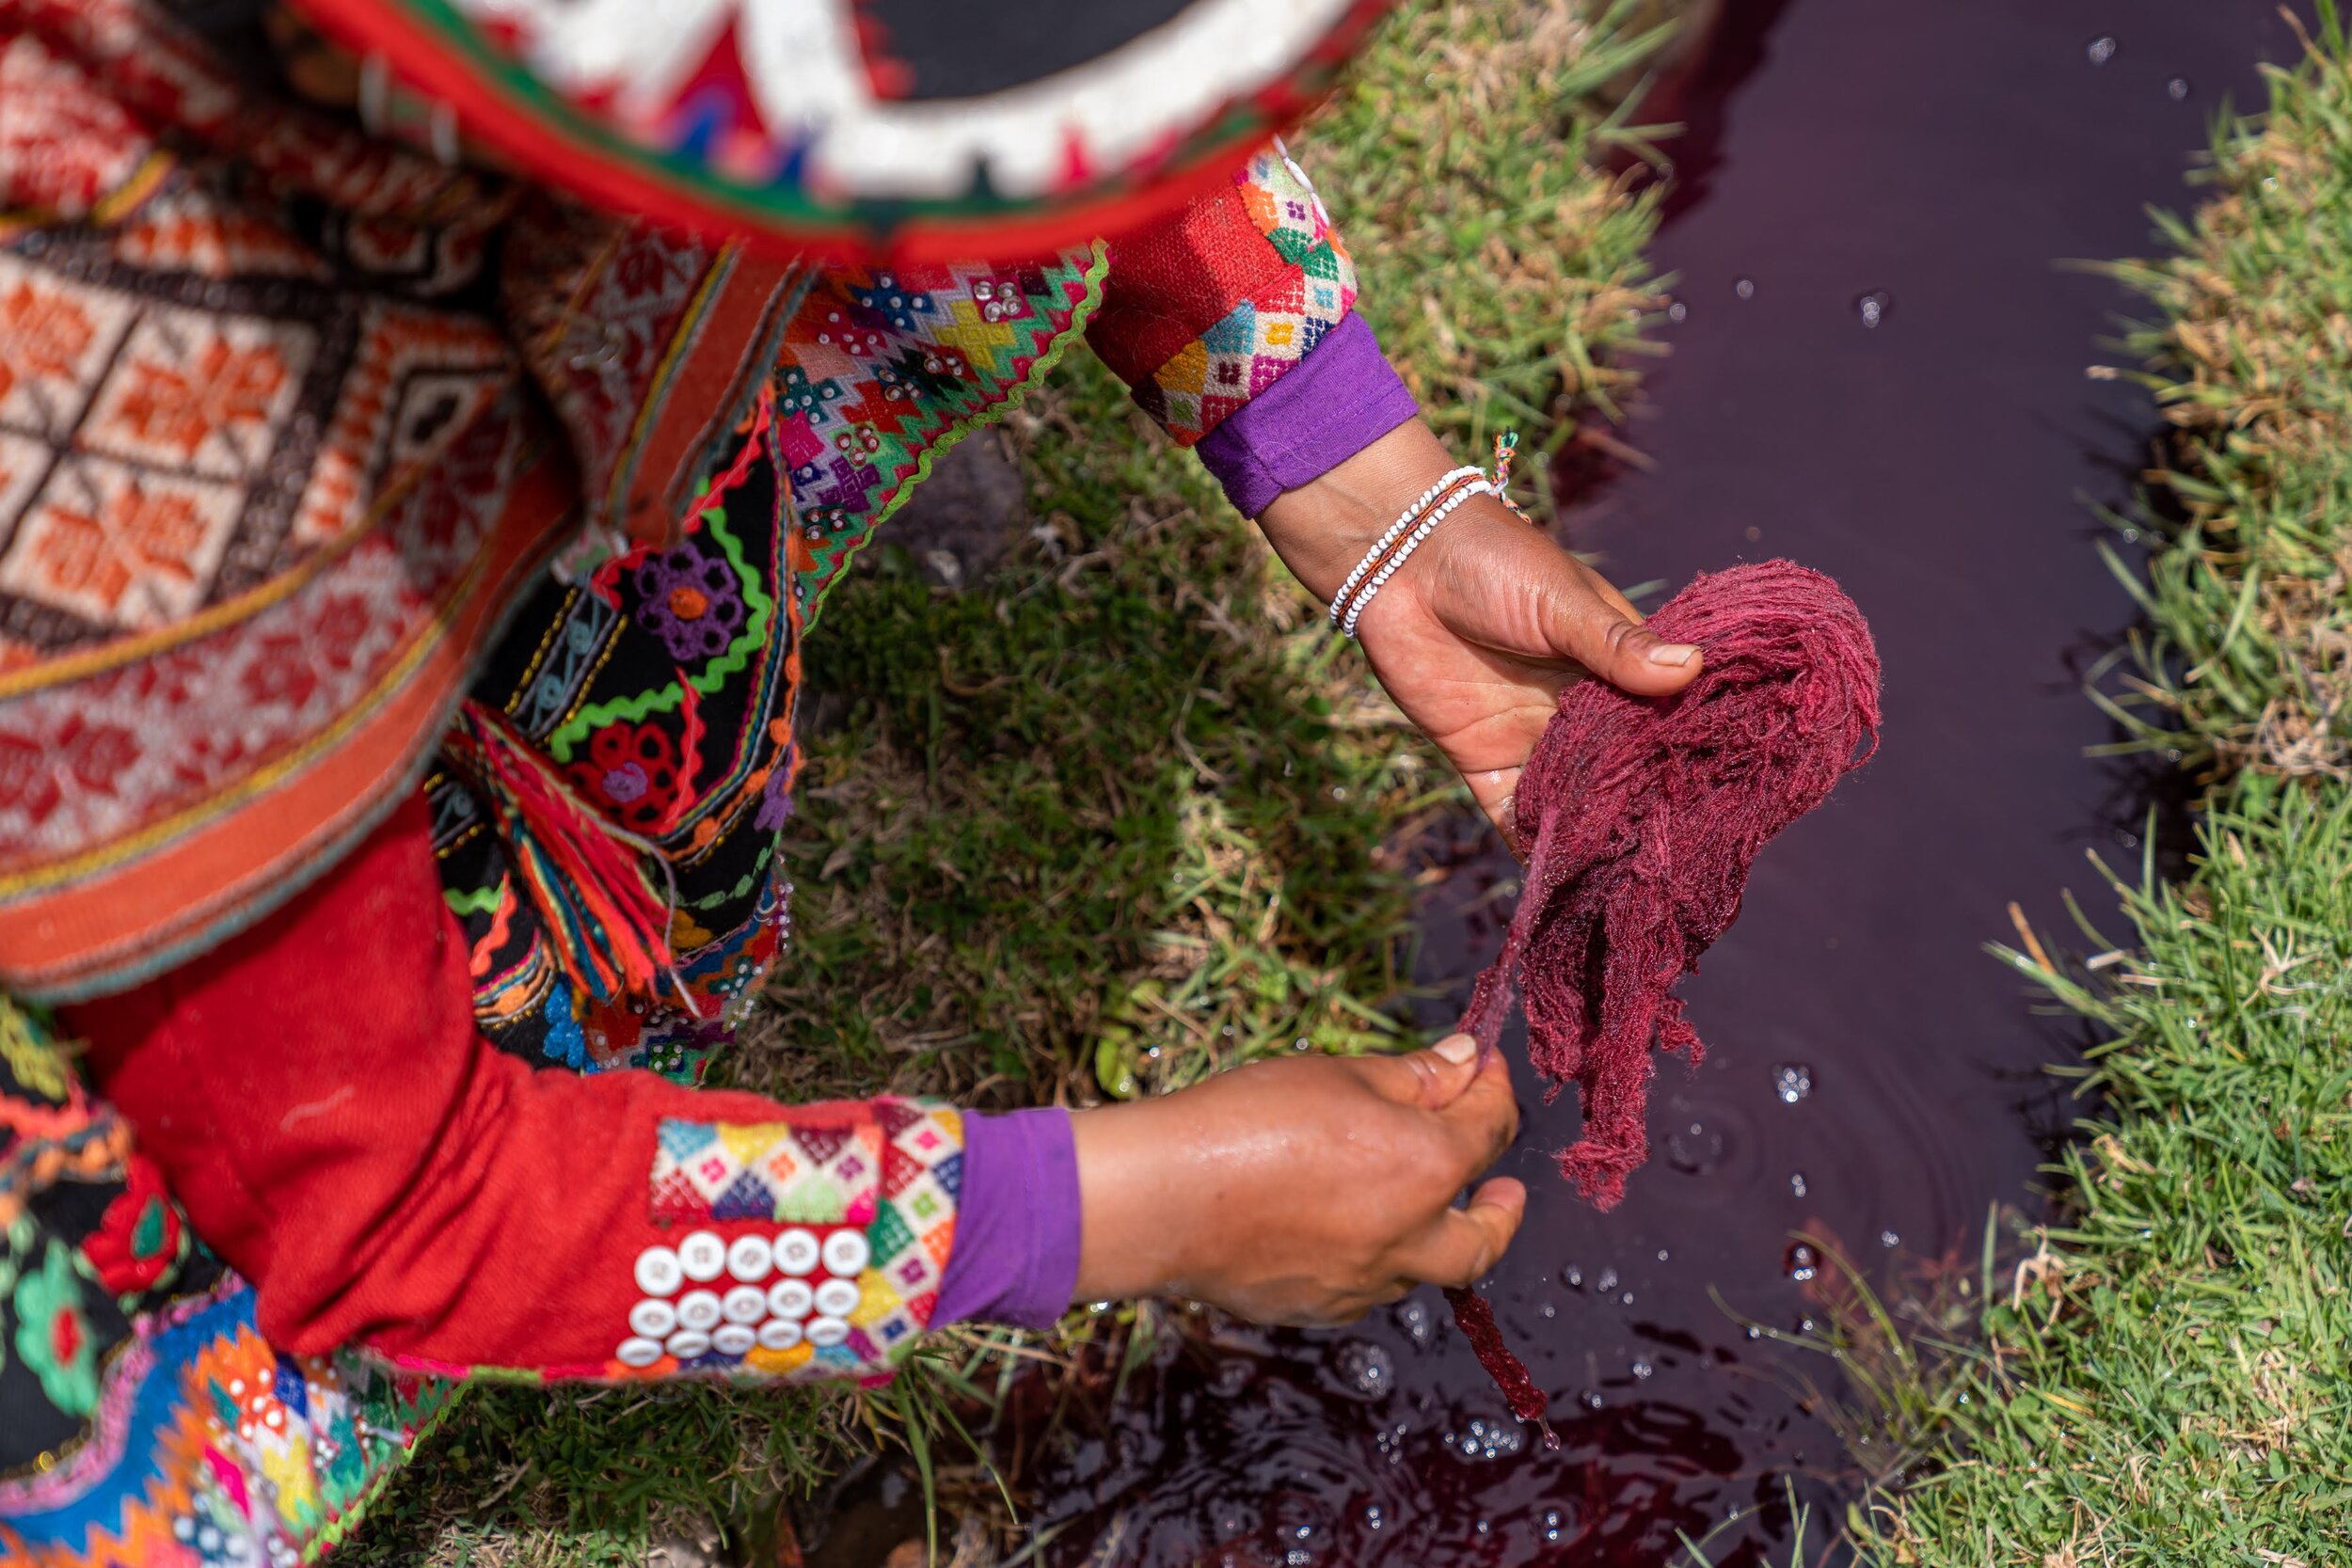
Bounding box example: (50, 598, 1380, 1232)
(1256, 419, 1703, 847)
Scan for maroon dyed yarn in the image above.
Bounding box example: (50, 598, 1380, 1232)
(1460, 560, 1882, 1211)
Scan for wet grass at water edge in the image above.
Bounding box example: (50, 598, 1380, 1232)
(1855, 12, 2352, 1562)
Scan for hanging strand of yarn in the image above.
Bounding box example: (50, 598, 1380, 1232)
(1442, 560, 1882, 1430)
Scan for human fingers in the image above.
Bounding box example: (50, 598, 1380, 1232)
(1391, 1177, 1527, 1287)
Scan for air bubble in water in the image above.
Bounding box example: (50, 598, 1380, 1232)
(1631, 1359, 1654, 1380)
(1332, 1338, 1395, 1398)
(1657, 1249, 1671, 1262)
(1667, 300, 1689, 323)
(2168, 76, 2191, 101)
(2086, 35, 2117, 65)
(1540, 1303, 1557, 1320)
(1854, 290, 1892, 329)
(1364, 1505, 1384, 1530)
(1772, 1063, 1814, 1103)
(1880, 1229, 1901, 1250)
(1733, 277, 1756, 300)
(1785, 1242, 1820, 1282)
(1561, 1263, 1583, 1291)
(1582, 1389, 1604, 1410)
(1790, 1171, 1809, 1198)
(1543, 1511, 1565, 1544)
(1395, 1299, 1434, 1349)
(1667, 1118, 1724, 1175)
(1596, 1267, 1618, 1292)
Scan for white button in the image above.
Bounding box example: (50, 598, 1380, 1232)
(726, 1234, 774, 1281)
(663, 1328, 711, 1359)
(675, 1290, 723, 1331)
(633, 1246, 683, 1296)
(768, 1278, 815, 1319)
(676, 1231, 726, 1282)
(711, 1323, 756, 1356)
(820, 1229, 870, 1277)
(757, 1318, 804, 1350)
(805, 1316, 850, 1348)
(628, 1299, 678, 1338)
(773, 1227, 820, 1275)
(813, 1278, 861, 1318)
(615, 1337, 664, 1368)
(722, 1285, 767, 1324)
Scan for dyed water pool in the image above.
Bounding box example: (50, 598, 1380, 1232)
(993, 4, 2314, 1564)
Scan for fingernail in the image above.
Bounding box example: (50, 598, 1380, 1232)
(1647, 641, 1699, 668)
(1433, 1034, 1477, 1065)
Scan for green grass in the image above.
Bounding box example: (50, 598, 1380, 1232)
(349, 2, 1678, 1560)
(1854, 15, 2352, 1565)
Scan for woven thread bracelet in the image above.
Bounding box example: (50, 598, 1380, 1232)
(1328, 433, 1529, 639)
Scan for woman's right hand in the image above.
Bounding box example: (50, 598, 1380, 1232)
(1067, 1034, 1525, 1326)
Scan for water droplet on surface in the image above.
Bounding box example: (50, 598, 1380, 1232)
(1799, 1316, 1819, 1335)
(1561, 1263, 1583, 1290)
(1539, 1302, 1557, 1320)
(1880, 1229, 1901, 1249)
(1596, 1267, 1618, 1292)
(1785, 1242, 1820, 1282)
(1790, 1171, 1809, 1198)
(1772, 1063, 1814, 1103)
(1666, 1120, 1724, 1175)
(1745, 1324, 1763, 1340)
(1582, 1389, 1604, 1410)
(1667, 300, 1689, 323)
(2116, 830, 2139, 848)
(1474, 1520, 1491, 1536)
(1284, 1550, 1311, 1567)
(1618, 1290, 1635, 1307)
(1656, 1248, 1671, 1262)
(1364, 1505, 1384, 1530)
(1733, 277, 1756, 300)
(1854, 290, 1892, 328)
(2086, 35, 2117, 65)
(1211, 1358, 1254, 1397)
(1543, 1510, 1564, 1543)
(1631, 1359, 1654, 1380)
(2168, 76, 2191, 101)
(1331, 1338, 1395, 1398)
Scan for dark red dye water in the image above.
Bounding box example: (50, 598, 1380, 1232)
(995, 4, 2315, 1563)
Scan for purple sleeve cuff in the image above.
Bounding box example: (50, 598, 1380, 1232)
(1195, 312, 1422, 517)
(932, 1106, 1082, 1331)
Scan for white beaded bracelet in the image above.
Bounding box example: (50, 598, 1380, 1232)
(1326, 464, 1483, 626)
(1327, 433, 1529, 639)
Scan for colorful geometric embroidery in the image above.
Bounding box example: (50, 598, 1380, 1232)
(773, 251, 1105, 627)
(1133, 145, 1358, 446)
(649, 1117, 882, 1227)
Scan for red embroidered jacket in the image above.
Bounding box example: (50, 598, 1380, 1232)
(64, 152, 1364, 1387)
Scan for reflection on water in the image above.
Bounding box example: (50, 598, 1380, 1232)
(1000, 2, 2315, 1562)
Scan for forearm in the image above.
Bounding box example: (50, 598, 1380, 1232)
(64, 795, 1068, 1380)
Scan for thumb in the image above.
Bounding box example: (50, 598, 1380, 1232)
(1541, 571, 1702, 698)
(1363, 1032, 1486, 1111)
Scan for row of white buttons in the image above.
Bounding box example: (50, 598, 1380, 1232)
(613, 1314, 851, 1368)
(626, 1276, 862, 1339)
(634, 1229, 870, 1296)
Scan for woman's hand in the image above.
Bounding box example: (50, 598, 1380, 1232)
(1257, 420, 1703, 845)
(1068, 1035, 1523, 1324)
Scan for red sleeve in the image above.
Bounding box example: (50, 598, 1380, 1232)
(64, 794, 966, 1384)
(1084, 142, 1360, 446)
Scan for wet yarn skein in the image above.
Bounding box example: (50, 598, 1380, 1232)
(1462, 560, 1882, 1210)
